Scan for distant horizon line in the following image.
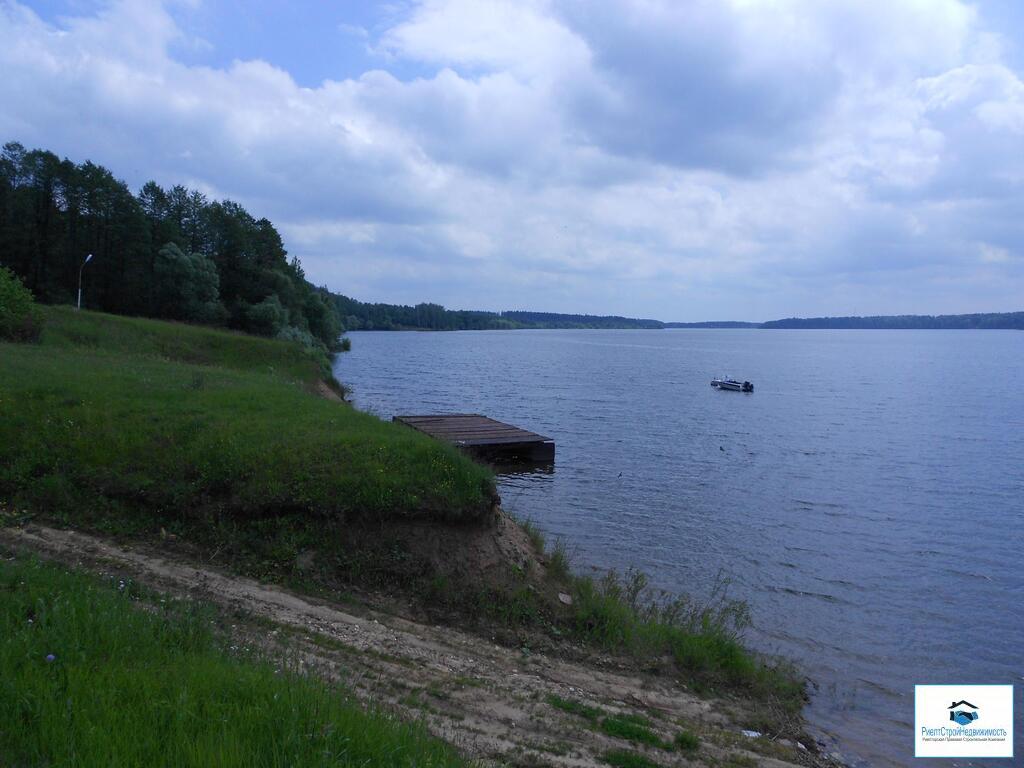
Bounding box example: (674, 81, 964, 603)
(334, 294, 1023, 330)
(337, 296, 1024, 325)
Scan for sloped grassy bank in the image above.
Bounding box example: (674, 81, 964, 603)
(1, 307, 494, 527)
(0, 307, 809, 748)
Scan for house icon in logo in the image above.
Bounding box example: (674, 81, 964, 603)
(948, 700, 979, 726)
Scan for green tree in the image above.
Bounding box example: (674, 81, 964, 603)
(0, 140, 345, 343)
(153, 242, 224, 323)
(244, 294, 288, 336)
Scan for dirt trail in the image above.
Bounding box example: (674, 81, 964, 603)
(1, 524, 836, 768)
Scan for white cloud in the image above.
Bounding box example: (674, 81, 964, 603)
(978, 243, 1013, 263)
(381, 0, 589, 80)
(1, 0, 1022, 318)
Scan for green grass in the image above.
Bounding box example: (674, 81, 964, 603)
(40, 306, 330, 384)
(518, 518, 546, 553)
(567, 569, 804, 713)
(0, 308, 494, 531)
(505, 521, 806, 719)
(546, 538, 571, 580)
(546, 694, 602, 723)
(598, 715, 663, 748)
(0, 554, 468, 767)
(673, 730, 700, 751)
(601, 749, 661, 768)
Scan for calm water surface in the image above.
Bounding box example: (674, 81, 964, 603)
(334, 329, 1024, 766)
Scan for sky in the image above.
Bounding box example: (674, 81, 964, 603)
(2, 0, 1023, 321)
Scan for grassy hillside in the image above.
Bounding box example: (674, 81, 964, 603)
(0, 554, 467, 767)
(40, 305, 337, 384)
(0, 308, 494, 536)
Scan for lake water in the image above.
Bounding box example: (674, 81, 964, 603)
(334, 329, 1024, 766)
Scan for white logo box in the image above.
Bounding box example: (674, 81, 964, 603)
(915, 684, 1014, 759)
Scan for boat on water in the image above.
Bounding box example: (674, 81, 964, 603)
(711, 377, 754, 392)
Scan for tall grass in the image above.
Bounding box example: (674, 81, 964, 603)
(569, 569, 803, 710)
(0, 555, 468, 767)
(506, 516, 805, 711)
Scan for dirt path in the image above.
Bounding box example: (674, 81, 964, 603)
(1, 524, 836, 768)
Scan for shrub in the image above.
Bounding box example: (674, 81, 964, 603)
(0, 266, 43, 342)
(276, 324, 335, 381)
(244, 295, 288, 337)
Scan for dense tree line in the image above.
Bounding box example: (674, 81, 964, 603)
(0, 142, 342, 351)
(332, 295, 521, 331)
(500, 311, 664, 329)
(664, 321, 759, 328)
(333, 296, 667, 330)
(334, 293, 1024, 332)
(761, 313, 1024, 329)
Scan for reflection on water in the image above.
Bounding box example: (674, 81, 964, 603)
(490, 460, 555, 477)
(335, 328, 1024, 768)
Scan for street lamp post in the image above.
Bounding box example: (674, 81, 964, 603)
(77, 253, 93, 310)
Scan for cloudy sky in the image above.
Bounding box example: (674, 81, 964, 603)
(3, 0, 1023, 320)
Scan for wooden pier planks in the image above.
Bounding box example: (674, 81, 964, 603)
(393, 414, 555, 462)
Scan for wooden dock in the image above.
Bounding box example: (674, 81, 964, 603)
(393, 414, 554, 463)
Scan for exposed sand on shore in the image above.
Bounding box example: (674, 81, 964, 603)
(2, 524, 840, 768)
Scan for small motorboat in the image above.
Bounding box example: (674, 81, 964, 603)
(711, 377, 753, 393)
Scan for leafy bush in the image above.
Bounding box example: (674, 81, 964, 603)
(276, 324, 335, 381)
(276, 324, 321, 349)
(153, 242, 225, 323)
(0, 266, 43, 342)
(245, 294, 288, 336)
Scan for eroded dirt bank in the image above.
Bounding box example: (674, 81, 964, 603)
(1, 524, 841, 768)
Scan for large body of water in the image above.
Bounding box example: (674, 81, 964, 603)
(334, 329, 1023, 766)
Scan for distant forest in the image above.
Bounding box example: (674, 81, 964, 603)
(664, 321, 760, 328)
(760, 313, 1024, 329)
(4, 142, 1021, 339)
(336, 298, 1024, 331)
(332, 296, 664, 330)
(0, 141, 342, 353)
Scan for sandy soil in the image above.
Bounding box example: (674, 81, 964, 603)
(314, 379, 345, 402)
(1, 524, 840, 768)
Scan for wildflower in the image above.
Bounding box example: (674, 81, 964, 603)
(45, 654, 56, 663)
